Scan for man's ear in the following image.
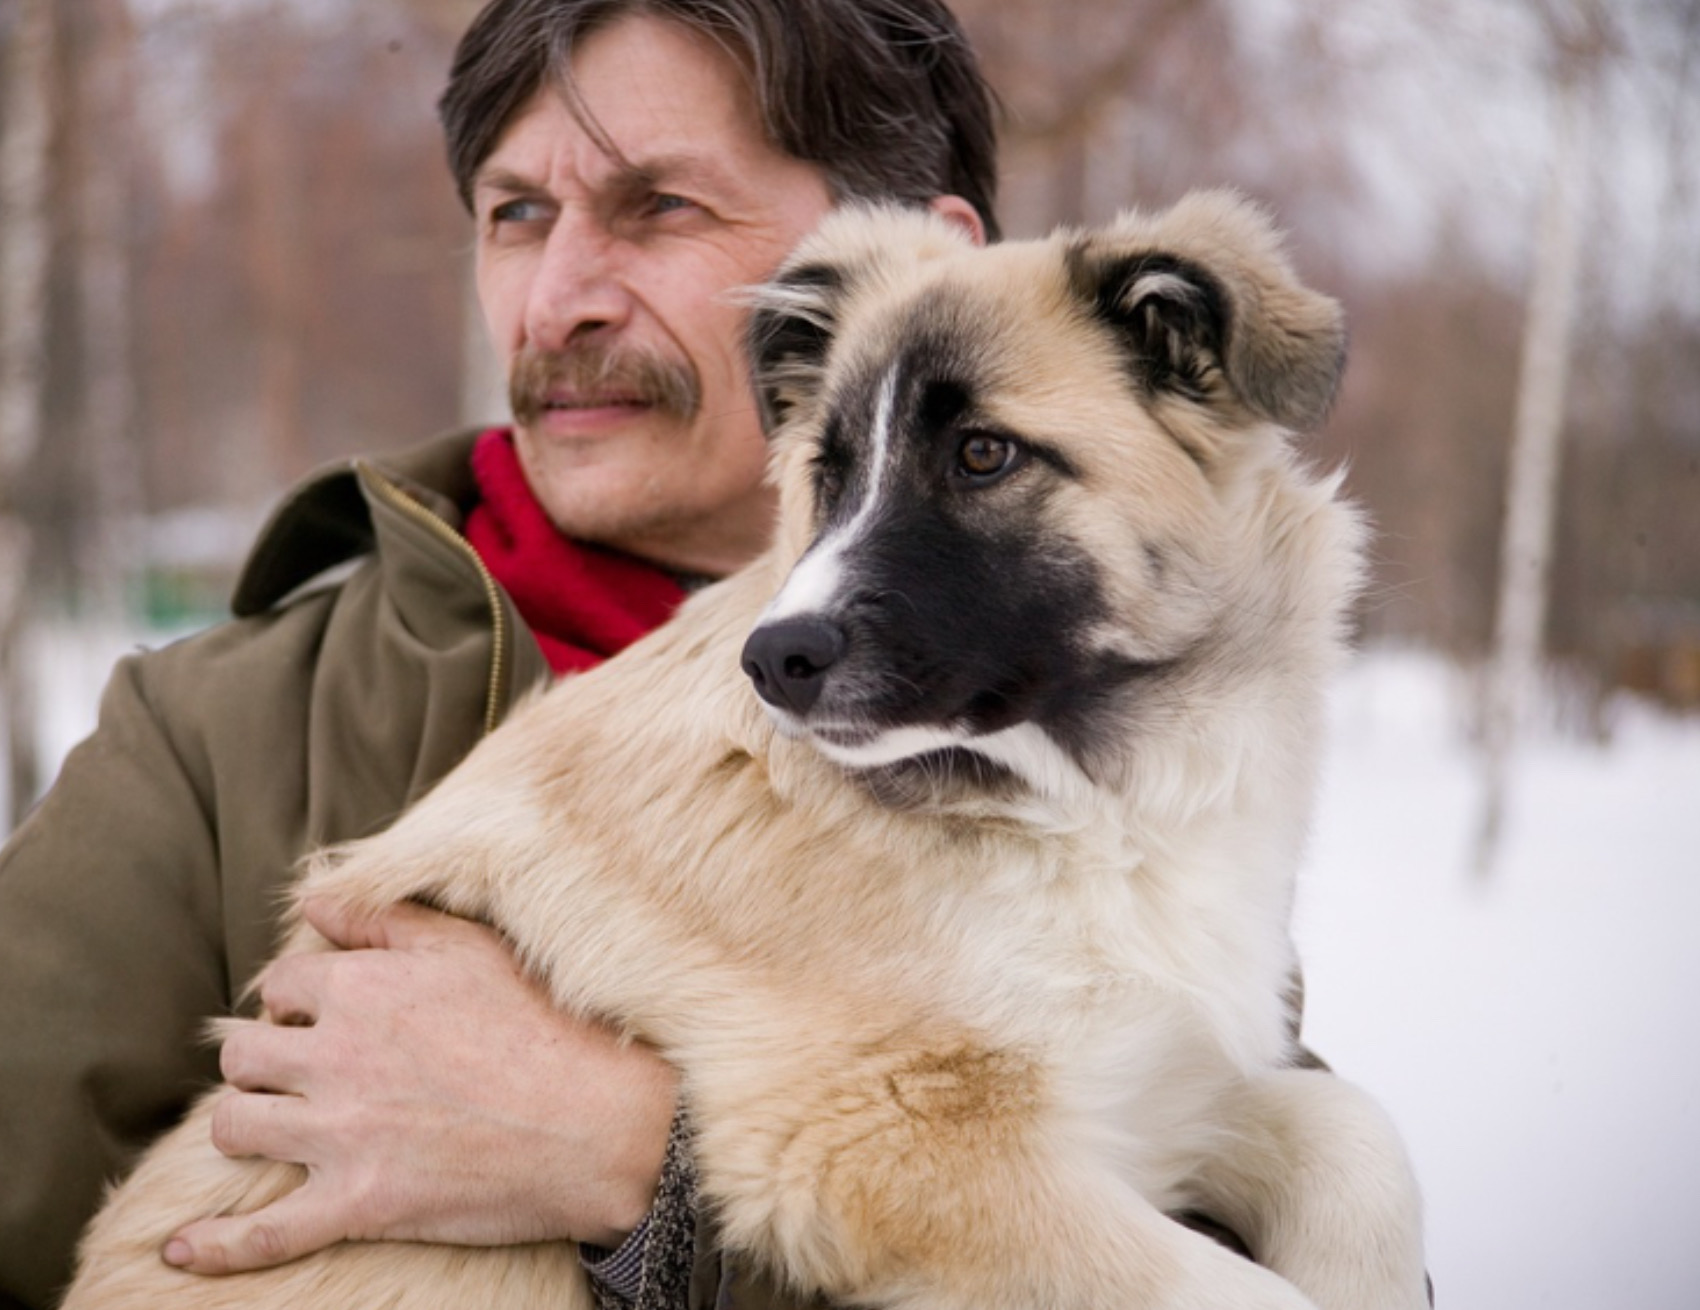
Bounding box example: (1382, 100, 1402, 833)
(927, 194, 987, 247)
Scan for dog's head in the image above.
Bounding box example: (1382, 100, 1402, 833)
(740, 191, 1361, 811)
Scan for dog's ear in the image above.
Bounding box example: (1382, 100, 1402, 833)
(746, 260, 848, 434)
(747, 204, 981, 434)
(1074, 191, 1346, 434)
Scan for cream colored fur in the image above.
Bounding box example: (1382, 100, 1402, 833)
(66, 193, 1426, 1310)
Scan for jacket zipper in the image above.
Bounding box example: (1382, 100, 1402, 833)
(359, 463, 510, 737)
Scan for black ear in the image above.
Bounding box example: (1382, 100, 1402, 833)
(1085, 252, 1233, 409)
(746, 203, 978, 434)
(746, 262, 846, 434)
(1073, 194, 1348, 433)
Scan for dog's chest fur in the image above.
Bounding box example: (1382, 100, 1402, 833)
(436, 597, 1301, 1147)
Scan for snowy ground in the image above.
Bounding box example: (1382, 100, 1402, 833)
(1298, 652, 1700, 1310)
(6, 633, 1699, 1309)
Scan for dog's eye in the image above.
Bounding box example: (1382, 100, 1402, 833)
(955, 433, 1020, 483)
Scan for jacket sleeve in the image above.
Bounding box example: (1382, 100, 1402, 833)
(0, 653, 230, 1310)
(584, 1104, 701, 1310)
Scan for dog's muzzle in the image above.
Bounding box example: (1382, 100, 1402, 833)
(741, 617, 846, 717)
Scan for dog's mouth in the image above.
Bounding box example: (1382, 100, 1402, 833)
(740, 610, 1097, 804)
(808, 721, 884, 749)
(761, 706, 1089, 806)
(759, 701, 962, 759)
(789, 715, 961, 764)
(756, 707, 899, 753)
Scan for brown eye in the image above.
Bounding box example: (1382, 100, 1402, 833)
(957, 433, 1017, 481)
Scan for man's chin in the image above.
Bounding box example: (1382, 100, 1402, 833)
(508, 430, 775, 574)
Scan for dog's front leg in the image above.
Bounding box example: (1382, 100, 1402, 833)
(1190, 1068, 1429, 1310)
(695, 1042, 1323, 1310)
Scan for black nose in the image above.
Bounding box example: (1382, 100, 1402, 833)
(740, 618, 846, 716)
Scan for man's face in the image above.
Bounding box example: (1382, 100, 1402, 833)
(472, 15, 835, 575)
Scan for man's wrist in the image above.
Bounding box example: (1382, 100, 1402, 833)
(590, 1078, 677, 1244)
(584, 1101, 698, 1310)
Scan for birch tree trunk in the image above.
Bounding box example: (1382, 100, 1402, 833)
(75, 0, 144, 627)
(0, 0, 57, 827)
(1473, 56, 1593, 877)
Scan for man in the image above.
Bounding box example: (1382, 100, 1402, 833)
(0, 2, 995, 1308)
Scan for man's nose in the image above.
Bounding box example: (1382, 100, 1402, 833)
(522, 213, 634, 351)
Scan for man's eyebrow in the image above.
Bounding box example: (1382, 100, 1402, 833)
(472, 166, 543, 198)
(619, 152, 726, 188)
(602, 150, 748, 206)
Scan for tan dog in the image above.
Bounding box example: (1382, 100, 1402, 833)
(66, 192, 1427, 1310)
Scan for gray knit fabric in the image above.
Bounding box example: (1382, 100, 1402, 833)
(589, 1105, 698, 1310)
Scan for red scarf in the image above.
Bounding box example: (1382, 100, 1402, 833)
(464, 428, 686, 675)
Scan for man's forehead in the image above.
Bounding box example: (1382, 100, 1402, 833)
(472, 82, 752, 197)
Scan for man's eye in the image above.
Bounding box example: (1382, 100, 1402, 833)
(488, 198, 549, 226)
(647, 193, 696, 217)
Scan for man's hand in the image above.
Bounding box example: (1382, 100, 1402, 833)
(163, 898, 677, 1275)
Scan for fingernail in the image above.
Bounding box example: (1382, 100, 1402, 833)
(163, 1238, 192, 1267)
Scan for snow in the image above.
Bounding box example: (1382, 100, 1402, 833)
(6, 637, 1699, 1308)
(1298, 651, 1700, 1310)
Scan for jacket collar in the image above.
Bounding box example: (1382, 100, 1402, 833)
(231, 429, 481, 618)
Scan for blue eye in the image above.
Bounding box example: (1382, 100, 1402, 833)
(489, 198, 549, 225)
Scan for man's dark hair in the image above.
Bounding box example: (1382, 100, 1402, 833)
(438, 0, 1001, 239)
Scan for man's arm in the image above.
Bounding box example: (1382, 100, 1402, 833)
(1, 643, 691, 1308)
(0, 656, 228, 1309)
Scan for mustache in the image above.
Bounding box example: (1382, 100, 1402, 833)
(508, 341, 701, 427)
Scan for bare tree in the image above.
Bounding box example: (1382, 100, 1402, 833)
(1474, 2, 1613, 876)
(0, 0, 57, 826)
(955, 0, 1220, 232)
(71, 0, 145, 626)
(398, 0, 510, 432)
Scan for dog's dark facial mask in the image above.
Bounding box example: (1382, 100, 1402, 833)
(742, 309, 1146, 802)
(740, 198, 1345, 804)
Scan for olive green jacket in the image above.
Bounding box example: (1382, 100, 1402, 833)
(0, 430, 558, 1308)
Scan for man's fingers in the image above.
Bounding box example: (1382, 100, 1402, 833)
(208, 1088, 313, 1163)
(220, 1019, 318, 1093)
(163, 1182, 346, 1276)
(250, 953, 327, 1027)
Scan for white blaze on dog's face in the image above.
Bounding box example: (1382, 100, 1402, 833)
(739, 192, 1348, 805)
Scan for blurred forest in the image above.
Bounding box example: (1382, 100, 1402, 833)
(1, 0, 1697, 816)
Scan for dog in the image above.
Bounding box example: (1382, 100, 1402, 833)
(65, 191, 1427, 1310)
